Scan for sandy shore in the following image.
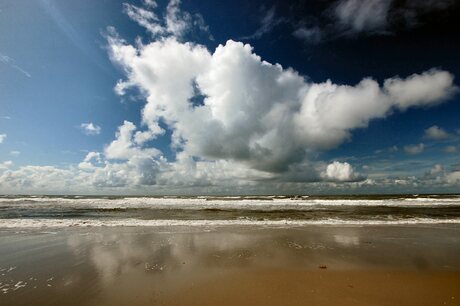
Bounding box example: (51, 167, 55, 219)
(1, 225, 459, 305)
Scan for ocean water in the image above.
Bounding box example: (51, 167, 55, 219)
(0, 195, 460, 228)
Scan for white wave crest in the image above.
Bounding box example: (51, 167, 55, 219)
(1, 218, 460, 228)
(0, 196, 459, 210)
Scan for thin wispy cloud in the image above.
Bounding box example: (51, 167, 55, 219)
(334, 0, 392, 34)
(292, 26, 322, 44)
(444, 146, 457, 153)
(293, 0, 457, 44)
(240, 6, 285, 40)
(39, 0, 111, 75)
(404, 143, 425, 155)
(123, 0, 212, 40)
(0, 53, 31, 78)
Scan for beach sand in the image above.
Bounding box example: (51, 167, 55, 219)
(1, 225, 459, 305)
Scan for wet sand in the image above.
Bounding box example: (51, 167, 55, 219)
(1, 225, 460, 305)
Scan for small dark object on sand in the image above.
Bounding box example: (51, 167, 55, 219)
(319, 265, 327, 269)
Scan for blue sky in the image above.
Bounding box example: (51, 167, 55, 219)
(0, 0, 459, 194)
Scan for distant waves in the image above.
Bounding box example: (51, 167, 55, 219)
(0, 195, 459, 228)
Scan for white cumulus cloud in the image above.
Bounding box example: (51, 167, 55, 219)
(78, 152, 102, 171)
(424, 125, 450, 140)
(0, 160, 13, 170)
(430, 164, 444, 175)
(105, 121, 161, 160)
(322, 161, 360, 182)
(80, 123, 101, 135)
(107, 30, 455, 176)
(384, 70, 457, 110)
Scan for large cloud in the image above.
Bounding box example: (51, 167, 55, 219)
(80, 1, 459, 190)
(108, 31, 455, 175)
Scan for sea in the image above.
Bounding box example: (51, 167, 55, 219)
(1, 194, 460, 228)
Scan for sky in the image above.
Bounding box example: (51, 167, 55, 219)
(0, 0, 460, 195)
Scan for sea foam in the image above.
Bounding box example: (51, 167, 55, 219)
(0, 196, 459, 211)
(1, 217, 460, 228)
